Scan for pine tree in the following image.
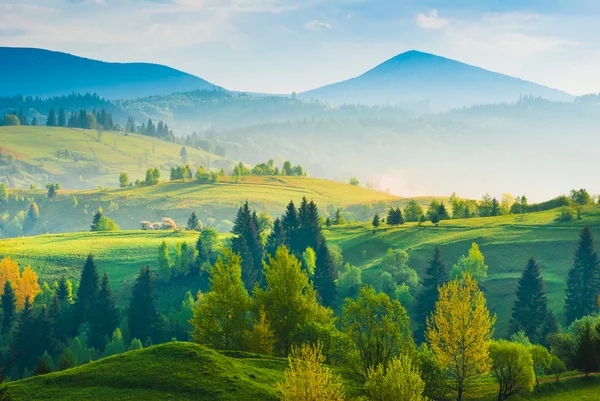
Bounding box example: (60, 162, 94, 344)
(387, 208, 396, 227)
(56, 277, 73, 303)
(89, 273, 120, 351)
(415, 247, 449, 338)
(74, 254, 100, 329)
(539, 311, 559, 348)
(565, 226, 600, 324)
(18, 108, 28, 126)
(266, 217, 286, 257)
(510, 258, 548, 342)
(46, 109, 57, 127)
(90, 208, 103, 231)
(314, 244, 337, 308)
(231, 201, 264, 291)
(574, 321, 598, 376)
(33, 351, 53, 376)
(437, 202, 450, 220)
(128, 267, 158, 343)
(11, 296, 36, 371)
(157, 241, 172, 281)
(57, 348, 76, 371)
(282, 200, 300, 254)
(187, 211, 201, 231)
(372, 213, 381, 230)
(58, 108, 67, 127)
(1, 281, 16, 334)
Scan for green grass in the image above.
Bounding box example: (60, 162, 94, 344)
(5, 342, 598, 400)
(5, 342, 288, 401)
(328, 204, 600, 337)
(0, 126, 223, 188)
(0, 230, 203, 307)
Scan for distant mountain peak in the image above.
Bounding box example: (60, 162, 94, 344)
(301, 50, 572, 109)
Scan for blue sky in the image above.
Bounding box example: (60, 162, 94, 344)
(1, 0, 600, 95)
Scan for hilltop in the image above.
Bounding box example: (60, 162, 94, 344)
(0, 126, 225, 189)
(0, 47, 218, 99)
(301, 50, 573, 109)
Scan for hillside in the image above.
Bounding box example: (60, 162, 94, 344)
(301, 50, 573, 109)
(0, 174, 414, 236)
(5, 341, 599, 400)
(0, 126, 225, 189)
(327, 204, 600, 337)
(5, 342, 288, 400)
(0, 48, 218, 99)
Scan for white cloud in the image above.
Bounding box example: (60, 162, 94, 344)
(305, 19, 332, 30)
(416, 9, 448, 30)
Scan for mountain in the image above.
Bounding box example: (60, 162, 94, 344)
(0, 47, 219, 99)
(300, 50, 574, 109)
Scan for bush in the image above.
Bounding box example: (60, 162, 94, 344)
(364, 354, 426, 401)
(95, 216, 120, 231)
(556, 207, 574, 221)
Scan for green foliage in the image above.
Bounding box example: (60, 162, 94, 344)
(190, 249, 250, 350)
(95, 216, 120, 232)
(450, 242, 488, 283)
(510, 258, 548, 343)
(349, 177, 360, 186)
(489, 340, 535, 401)
(341, 286, 413, 377)
(119, 172, 130, 188)
(33, 351, 54, 376)
(58, 348, 77, 371)
(128, 338, 143, 351)
(254, 246, 333, 355)
(530, 344, 552, 386)
(2, 113, 20, 126)
(364, 354, 426, 401)
(549, 355, 567, 381)
(337, 263, 362, 299)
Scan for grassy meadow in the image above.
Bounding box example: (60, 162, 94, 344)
(0, 126, 225, 189)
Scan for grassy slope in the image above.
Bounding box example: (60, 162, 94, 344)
(7, 176, 422, 233)
(6, 342, 288, 401)
(5, 342, 598, 401)
(328, 204, 600, 337)
(0, 126, 223, 188)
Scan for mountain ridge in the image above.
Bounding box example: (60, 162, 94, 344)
(0, 47, 220, 99)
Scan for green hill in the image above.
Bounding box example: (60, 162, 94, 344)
(1, 175, 426, 235)
(327, 204, 600, 337)
(0, 126, 225, 189)
(5, 342, 288, 401)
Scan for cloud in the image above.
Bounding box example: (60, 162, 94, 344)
(305, 19, 332, 30)
(416, 9, 448, 30)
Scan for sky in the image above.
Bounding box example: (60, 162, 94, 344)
(1, 0, 600, 95)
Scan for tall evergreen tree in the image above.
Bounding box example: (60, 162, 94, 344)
(266, 217, 286, 257)
(282, 201, 300, 254)
(575, 321, 598, 376)
(1, 281, 16, 334)
(46, 109, 57, 127)
(231, 201, 264, 291)
(18, 108, 28, 126)
(89, 273, 120, 350)
(58, 108, 67, 127)
(90, 208, 103, 231)
(11, 296, 36, 372)
(128, 267, 158, 343)
(74, 254, 100, 329)
(56, 277, 73, 303)
(510, 258, 548, 342)
(314, 243, 337, 308)
(415, 246, 449, 338)
(539, 311, 559, 348)
(565, 226, 600, 324)
(187, 211, 201, 231)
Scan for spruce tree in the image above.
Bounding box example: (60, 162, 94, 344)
(58, 108, 67, 127)
(539, 311, 559, 348)
(510, 258, 548, 342)
(90, 208, 103, 231)
(46, 109, 57, 127)
(128, 267, 158, 343)
(565, 226, 600, 324)
(282, 200, 300, 254)
(11, 297, 36, 371)
(18, 108, 28, 126)
(33, 351, 53, 376)
(1, 281, 16, 334)
(372, 214, 381, 230)
(575, 321, 598, 376)
(56, 277, 73, 303)
(74, 254, 100, 329)
(89, 273, 120, 351)
(387, 208, 396, 227)
(231, 201, 264, 291)
(314, 243, 337, 308)
(415, 247, 449, 338)
(266, 217, 286, 257)
(187, 211, 201, 231)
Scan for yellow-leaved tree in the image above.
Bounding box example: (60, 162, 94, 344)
(0, 257, 41, 308)
(277, 342, 344, 401)
(426, 272, 496, 401)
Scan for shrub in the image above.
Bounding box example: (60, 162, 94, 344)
(364, 354, 426, 401)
